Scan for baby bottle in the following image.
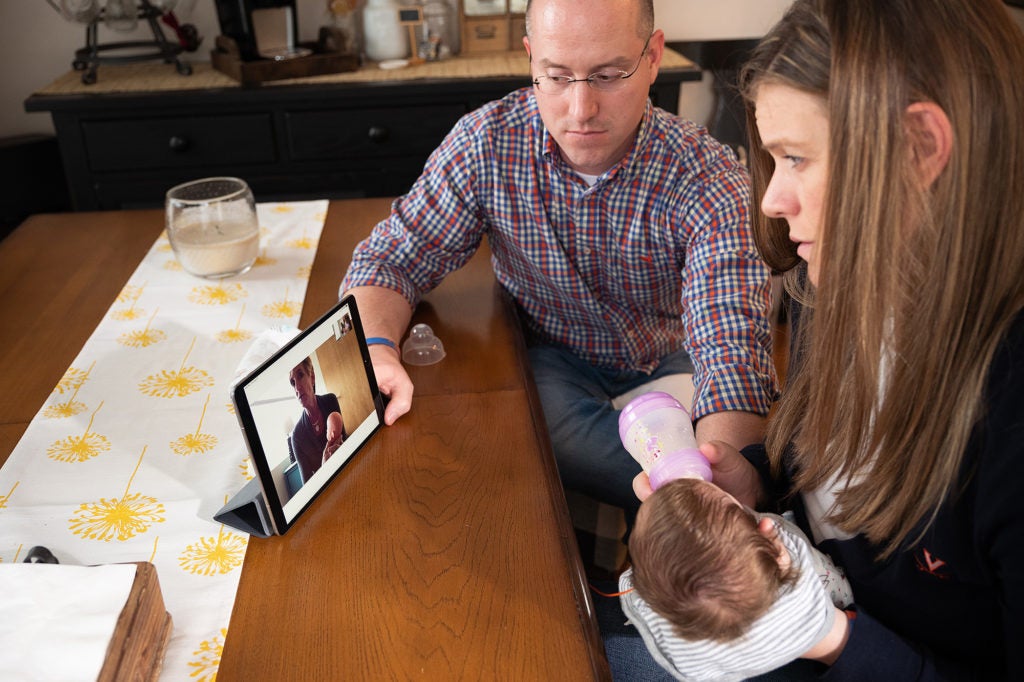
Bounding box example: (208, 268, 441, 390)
(618, 391, 711, 490)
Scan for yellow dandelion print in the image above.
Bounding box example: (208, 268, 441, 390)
(262, 298, 300, 319)
(188, 282, 248, 306)
(216, 327, 252, 344)
(43, 399, 88, 419)
(272, 204, 294, 213)
(53, 363, 93, 394)
(215, 304, 253, 344)
(170, 432, 217, 457)
(111, 282, 147, 320)
(297, 263, 312, 280)
(111, 307, 145, 321)
(139, 338, 214, 399)
(45, 361, 95, 419)
(0, 481, 19, 510)
(239, 457, 253, 480)
(170, 394, 218, 456)
(286, 229, 316, 250)
(47, 402, 111, 463)
(251, 248, 277, 268)
(188, 628, 226, 682)
(118, 308, 167, 348)
(48, 431, 110, 462)
(116, 283, 145, 304)
(164, 258, 183, 271)
(225, 401, 235, 415)
(69, 491, 165, 542)
(69, 447, 166, 542)
(119, 327, 168, 348)
(261, 286, 300, 319)
(314, 210, 326, 223)
(178, 525, 247, 576)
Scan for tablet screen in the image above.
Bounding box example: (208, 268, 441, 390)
(232, 296, 383, 534)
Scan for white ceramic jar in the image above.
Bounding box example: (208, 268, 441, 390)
(362, 0, 408, 62)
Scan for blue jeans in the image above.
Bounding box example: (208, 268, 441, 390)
(526, 343, 694, 517)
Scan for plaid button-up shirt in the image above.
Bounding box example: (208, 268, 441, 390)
(341, 88, 777, 419)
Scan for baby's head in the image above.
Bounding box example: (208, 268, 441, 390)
(325, 411, 344, 444)
(629, 478, 798, 642)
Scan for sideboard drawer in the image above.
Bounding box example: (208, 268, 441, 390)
(286, 104, 465, 162)
(82, 114, 276, 172)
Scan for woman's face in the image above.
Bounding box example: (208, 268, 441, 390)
(289, 364, 315, 410)
(755, 83, 830, 285)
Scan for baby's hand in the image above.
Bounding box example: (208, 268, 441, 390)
(801, 606, 851, 665)
(632, 471, 654, 502)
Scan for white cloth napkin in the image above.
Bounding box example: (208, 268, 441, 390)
(0, 563, 137, 682)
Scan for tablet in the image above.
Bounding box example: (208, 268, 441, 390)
(224, 295, 384, 536)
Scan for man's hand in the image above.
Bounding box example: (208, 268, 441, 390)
(370, 344, 413, 425)
(700, 440, 765, 509)
(343, 285, 416, 425)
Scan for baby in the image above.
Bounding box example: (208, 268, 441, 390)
(323, 411, 346, 461)
(620, 477, 852, 681)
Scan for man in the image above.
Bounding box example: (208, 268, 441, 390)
(340, 0, 777, 517)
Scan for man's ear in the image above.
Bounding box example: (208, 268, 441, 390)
(645, 29, 666, 84)
(523, 35, 531, 59)
(905, 101, 953, 187)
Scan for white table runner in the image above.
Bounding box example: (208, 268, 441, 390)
(0, 200, 329, 680)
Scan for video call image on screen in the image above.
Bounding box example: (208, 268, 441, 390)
(239, 304, 380, 523)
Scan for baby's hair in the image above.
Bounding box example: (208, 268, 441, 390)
(630, 478, 799, 642)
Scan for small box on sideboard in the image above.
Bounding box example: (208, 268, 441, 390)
(460, 0, 526, 54)
(462, 16, 510, 53)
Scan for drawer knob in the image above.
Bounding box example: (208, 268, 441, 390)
(367, 126, 390, 143)
(168, 135, 190, 152)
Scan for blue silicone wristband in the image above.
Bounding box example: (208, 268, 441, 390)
(365, 336, 398, 351)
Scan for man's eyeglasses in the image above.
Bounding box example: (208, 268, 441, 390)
(531, 36, 652, 95)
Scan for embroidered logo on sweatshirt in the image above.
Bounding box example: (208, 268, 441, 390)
(915, 548, 949, 579)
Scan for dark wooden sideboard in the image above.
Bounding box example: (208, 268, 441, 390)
(25, 54, 699, 211)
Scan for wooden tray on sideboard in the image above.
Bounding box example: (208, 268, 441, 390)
(211, 28, 360, 86)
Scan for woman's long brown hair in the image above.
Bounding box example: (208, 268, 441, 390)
(740, 0, 1024, 557)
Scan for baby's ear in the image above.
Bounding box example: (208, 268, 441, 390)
(757, 517, 792, 570)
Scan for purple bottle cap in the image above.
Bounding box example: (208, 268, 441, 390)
(617, 391, 688, 445)
(649, 448, 712, 489)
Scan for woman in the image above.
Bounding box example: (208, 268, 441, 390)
(287, 357, 345, 483)
(628, 0, 1024, 678)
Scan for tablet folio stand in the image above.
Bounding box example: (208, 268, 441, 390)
(214, 477, 274, 538)
(213, 326, 297, 538)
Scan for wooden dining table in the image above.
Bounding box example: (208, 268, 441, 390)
(0, 198, 611, 680)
